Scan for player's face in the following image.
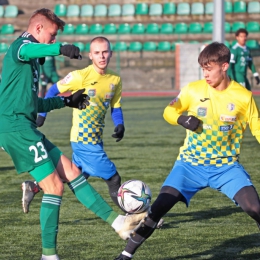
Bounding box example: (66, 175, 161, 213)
(89, 41, 112, 73)
(202, 62, 228, 88)
(236, 32, 247, 46)
(37, 22, 58, 44)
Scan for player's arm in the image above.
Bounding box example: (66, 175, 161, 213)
(37, 83, 61, 126)
(248, 52, 260, 85)
(37, 89, 88, 114)
(227, 51, 236, 81)
(163, 85, 200, 131)
(37, 71, 84, 126)
(111, 79, 125, 142)
(246, 95, 260, 143)
(19, 42, 81, 60)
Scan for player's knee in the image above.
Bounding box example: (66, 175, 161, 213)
(105, 172, 121, 188)
(42, 179, 64, 196)
(245, 204, 260, 218)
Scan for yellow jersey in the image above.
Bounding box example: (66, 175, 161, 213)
(163, 79, 260, 166)
(57, 65, 122, 144)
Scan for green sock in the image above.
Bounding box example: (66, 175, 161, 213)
(40, 194, 62, 255)
(68, 174, 119, 224)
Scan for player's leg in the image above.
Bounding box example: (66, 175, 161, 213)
(0, 130, 63, 259)
(245, 77, 251, 91)
(104, 171, 122, 208)
(233, 186, 260, 226)
(71, 141, 122, 211)
(57, 145, 147, 240)
(114, 160, 205, 259)
(211, 162, 260, 228)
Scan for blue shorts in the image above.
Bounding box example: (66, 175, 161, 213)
(163, 160, 253, 206)
(71, 142, 116, 180)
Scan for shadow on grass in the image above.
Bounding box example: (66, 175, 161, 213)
(170, 233, 260, 260)
(161, 206, 243, 228)
(0, 166, 15, 171)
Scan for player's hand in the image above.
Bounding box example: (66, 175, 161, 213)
(112, 124, 125, 142)
(60, 44, 82, 59)
(36, 115, 46, 127)
(177, 115, 200, 131)
(63, 89, 90, 110)
(255, 76, 260, 85)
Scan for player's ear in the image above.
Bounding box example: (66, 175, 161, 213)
(222, 62, 229, 72)
(88, 52, 92, 60)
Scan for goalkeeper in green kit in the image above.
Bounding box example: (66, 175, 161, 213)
(0, 8, 146, 260)
(228, 28, 259, 90)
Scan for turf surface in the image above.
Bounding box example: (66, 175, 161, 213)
(1, 96, 260, 259)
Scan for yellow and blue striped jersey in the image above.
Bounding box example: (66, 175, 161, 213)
(57, 65, 122, 144)
(163, 79, 260, 166)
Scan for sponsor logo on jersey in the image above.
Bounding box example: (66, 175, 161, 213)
(203, 124, 212, 130)
(103, 101, 110, 108)
(110, 83, 115, 90)
(91, 81, 97, 85)
(170, 97, 178, 105)
(197, 107, 207, 117)
(219, 124, 234, 131)
(88, 89, 96, 97)
(60, 73, 73, 85)
(220, 115, 236, 122)
(227, 103, 235, 111)
(105, 92, 114, 99)
(200, 98, 210, 102)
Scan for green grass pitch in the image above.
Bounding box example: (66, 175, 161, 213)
(1, 96, 260, 259)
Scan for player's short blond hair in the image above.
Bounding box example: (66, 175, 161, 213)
(29, 8, 65, 32)
(90, 36, 111, 50)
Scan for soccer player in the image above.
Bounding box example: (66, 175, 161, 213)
(114, 42, 260, 260)
(23, 36, 125, 212)
(228, 28, 259, 90)
(0, 8, 146, 260)
(39, 56, 60, 97)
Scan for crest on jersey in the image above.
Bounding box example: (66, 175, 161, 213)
(88, 89, 96, 97)
(227, 103, 235, 111)
(60, 73, 73, 85)
(197, 107, 207, 117)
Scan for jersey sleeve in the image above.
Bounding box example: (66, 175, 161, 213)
(57, 70, 83, 94)
(228, 48, 236, 80)
(247, 95, 260, 143)
(37, 96, 65, 113)
(247, 50, 258, 75)
(19, 42, 61, 61)
(163, 84, 191, 125)
(110, 78, 122, 108)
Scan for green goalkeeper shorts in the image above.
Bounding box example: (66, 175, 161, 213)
(0, 129, 62, 182)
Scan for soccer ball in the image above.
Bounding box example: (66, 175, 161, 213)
(117, 180, 152, 214)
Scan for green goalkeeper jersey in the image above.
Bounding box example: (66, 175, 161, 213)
(0, 32, 65, 133)
(228, 43, 257, 77)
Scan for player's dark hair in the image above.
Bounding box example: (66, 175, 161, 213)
(90, 36, 111, 50)
(198, 42, 230, 66)
(235, 28, 248, 37)
(30, 8, 65, 31)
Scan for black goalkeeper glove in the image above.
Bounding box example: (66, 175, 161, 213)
(255, 76, 260, 85)
(36, 115, 46, 127)
(112, 124, 125, 142)
(62, 89, 89, 110)
(60, 44, 82, 60)
(177, 115, 200, 131)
